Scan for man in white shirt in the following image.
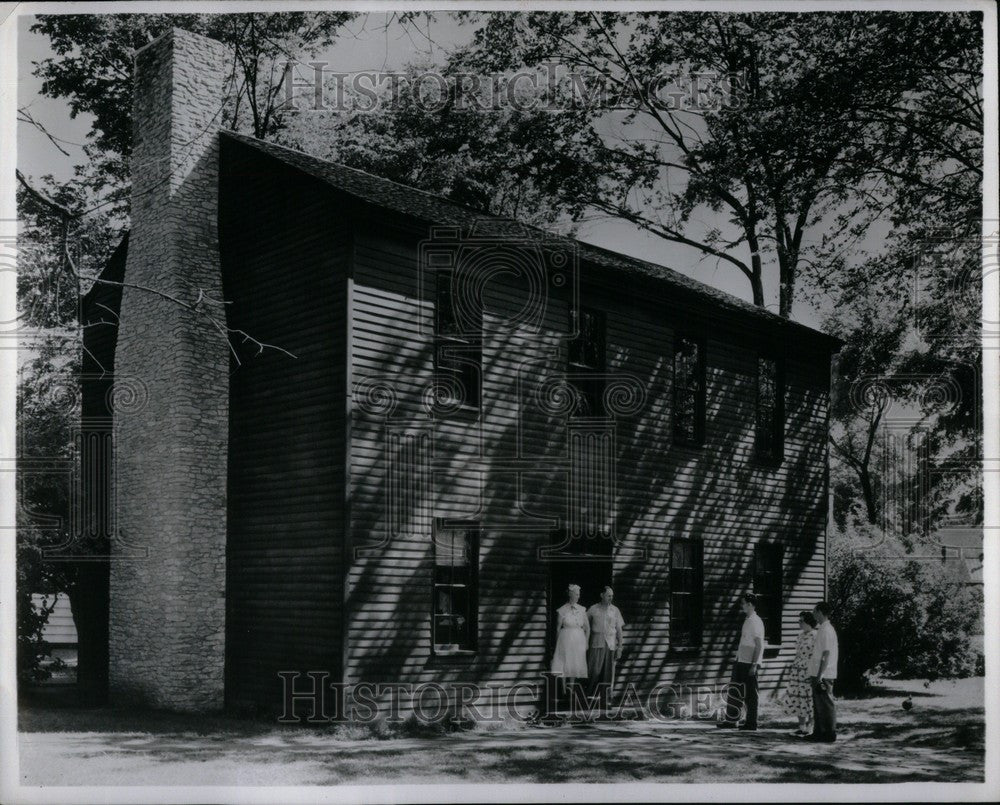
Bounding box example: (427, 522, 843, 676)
(586, 586, 625, 708)
(805, 600, 838, 742)
(718, 592, 765, 731)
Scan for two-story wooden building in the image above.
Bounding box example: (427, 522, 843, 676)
(82, 29, 840, 717)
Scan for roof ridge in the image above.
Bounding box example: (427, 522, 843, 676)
(219, 130, 839, 346)
(220, 129, 510, 223)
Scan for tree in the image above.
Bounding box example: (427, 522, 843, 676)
(277, 60, 567, 227)
(15, 173, 116, 695)
(29, 12, 354, 198)
(812, 11, 982, 531)
(17, 336, 80, 687)
(825, 275, 907, 526)
(823, 234, 981, 533)
(828, 526, 981, 689)
(416, 11, 980, 316)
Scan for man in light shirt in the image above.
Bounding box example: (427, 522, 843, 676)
(805, 600, 839, 742)
(717, 592, 765, 731)
(586, 586, 625, 708)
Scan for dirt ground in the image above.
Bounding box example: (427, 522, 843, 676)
(16, 677, 984, 786)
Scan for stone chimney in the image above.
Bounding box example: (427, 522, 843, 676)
(109, 29, 233, 711)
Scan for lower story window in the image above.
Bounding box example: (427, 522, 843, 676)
(754, 541, 784, 645)
(433, 521, 480, 653)
(670, 537, 704, 649)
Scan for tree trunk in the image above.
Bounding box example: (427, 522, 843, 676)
(778, 251, 795, 318)
(750, 272, 764, 307)
(858, 463, 879, 525)
(747, 227, 765, 306)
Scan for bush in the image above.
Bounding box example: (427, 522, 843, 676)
(829, 525, 982, 690)
(17, 547, 54, 685)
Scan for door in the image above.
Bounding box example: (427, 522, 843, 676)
(547, 559, 613, 661)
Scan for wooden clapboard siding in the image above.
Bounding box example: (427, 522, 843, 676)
(219, 138, 349, 711)
(595, 265, 829, 696)
(83, 134, 835, 715)
(347, 216, 555, 691)
(32, 594, 79, 646)
(345, 211, 832, 703)
(210, 135, 834, 713)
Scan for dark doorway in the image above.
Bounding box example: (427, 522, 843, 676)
(546, 558, 613, 661)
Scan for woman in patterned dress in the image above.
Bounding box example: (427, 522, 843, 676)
(551, 584, 590, 701)
(778, 610, 817, 735)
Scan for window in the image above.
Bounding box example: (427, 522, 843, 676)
(432, 522, 479, 653)
(670, 537, 704, 649)
(756, 356, 784, 462)
(435, 272, 482, 409)
(753, 542, 784, 645)
(673, 334, 706, 445)
(567, 306, 606, 417)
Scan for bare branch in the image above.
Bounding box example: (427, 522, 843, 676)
(16, 169, 80, 221)
(17, 107, 76, 157)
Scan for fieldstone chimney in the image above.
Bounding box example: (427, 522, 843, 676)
(109, 29, 233, 711)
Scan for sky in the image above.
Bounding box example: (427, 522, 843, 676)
(15, 11, 833, 330)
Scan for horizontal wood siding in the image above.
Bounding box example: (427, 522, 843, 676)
(220, 140, 348, 712)
(602, 272, 829, 696)
(32, 594, 79, 645)
(346, 215, 832, 709)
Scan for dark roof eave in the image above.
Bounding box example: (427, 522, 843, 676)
(219, 131, 843, 352)
(80, 232, 129, 307)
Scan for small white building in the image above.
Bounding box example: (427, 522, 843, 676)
(31, 593, 78, 651)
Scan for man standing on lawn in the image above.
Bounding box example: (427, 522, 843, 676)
(805, 600, 839, 742)
(717, 592, 765, 731)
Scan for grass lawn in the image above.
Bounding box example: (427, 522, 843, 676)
(16, 677, 984, 785)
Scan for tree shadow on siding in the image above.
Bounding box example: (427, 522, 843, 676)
(345, 317, 830, 704)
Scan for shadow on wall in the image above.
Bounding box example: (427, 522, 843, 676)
(343, 274, 828, 697)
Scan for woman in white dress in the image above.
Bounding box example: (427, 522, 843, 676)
(551, 584, 590, 700)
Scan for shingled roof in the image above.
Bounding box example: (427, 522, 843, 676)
(221, 130, 841, 350)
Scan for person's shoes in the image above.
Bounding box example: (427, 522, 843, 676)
(738, 724, 758, 731)
(792, 729, 810, 737)
(804, 733, 836, 742)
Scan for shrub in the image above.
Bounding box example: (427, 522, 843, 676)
(828, 525, 981, 690)
(17, 545, 55, 685)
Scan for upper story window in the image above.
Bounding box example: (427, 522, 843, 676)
(670, 537, 704, 650)
(755, 356, 784, 462)
(673, 334, 706, 445)
(753, 541, 784, 645)
(432, 521, 480, 654)
(567, 306, 606, 418)
(435, 272, 481, 410)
